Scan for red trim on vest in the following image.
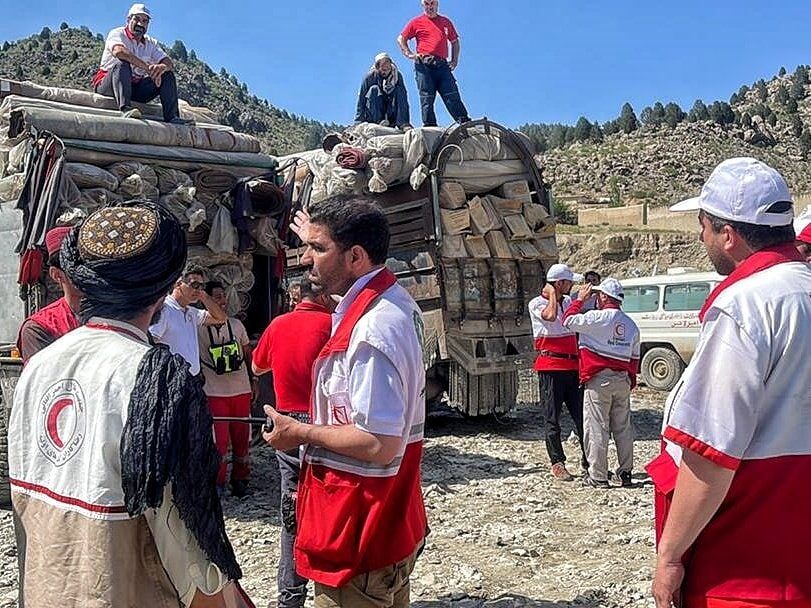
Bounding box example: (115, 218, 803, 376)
(578, 348, 639, 387)
(295, 442, 426, 587)
(297, 268, 426, 586)
(645, 444, 679, 546)
(17, 297, 79, 358)
(663, 426, 741, 471)
(533, 335, 578, 371)
(699, 242, 804, 322)
(10, 478, 128, 514)
(92, 69, 108, 88)
(85, 322, 148, 344)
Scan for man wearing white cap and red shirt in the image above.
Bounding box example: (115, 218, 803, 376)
(93, 4, 180, 122)
(794, 205, 811, 261)
(528, 263, 588, 481)
(648, 157, 811, 608)
(562, 276, 640, 489)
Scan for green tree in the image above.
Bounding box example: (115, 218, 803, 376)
(42, 39, 53, 52)
(573, 116, 593, 142)
(69, 49, 78, 61)
(778, 66, 787, 77)
(708, 101, 735, 125)
(14, 66, 23, 80)
(219, 67, 228, 78)
(787, 98, 798, 114)
(548, 124, 568, 148)
(41, 65, 51, 76)
(54, 38, 62, 51)
(304, 124, 326, 149)
(737, 84, 750, 99)
(618, 102, 639, 133)
(791, 114, 804, 137)
(664, 102, 685, 128)
(755, 80, 768, 102)
(602, 119, 620, 135)
(790, 77, 805, 101)
(775, 84, 789, 105)
(590, 121, 604, 143)
(729, 92, 740, 105)
(800, 129, 811, 158)
(741, 112, 752, 128)
(688, 99, 710, 122)
(1, 41, 9, 52)
(39, 27, 52, 40)
(794, 65, 809, 86)
(189, 49, 197, 62)
(170, 40, 188, 62)
(766, 113, 778, 127)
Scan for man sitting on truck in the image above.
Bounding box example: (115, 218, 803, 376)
(563, 278, 640, 489)
(16, 225, 81, 364)
(528, 263, 588, 482)
(355, 53, 412, 130)
(92, 3, 181, 122)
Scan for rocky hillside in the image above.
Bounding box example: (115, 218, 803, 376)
(535, 68, 811, 209)
(0, 25, 337, 155)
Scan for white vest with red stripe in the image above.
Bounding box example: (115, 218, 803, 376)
(528, 294, 578, 371)
(295, 269, 427, 588)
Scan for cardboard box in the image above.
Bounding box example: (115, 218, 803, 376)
(503, 214, 533, 239)
(468, 195, 502, 233)
(523, 202, 550, 230)
(441, 235, 467, 258)
(497, 179, 532, 204)
(439, 181, 467, 209)
(510, 240, 540, 259)
(464, 235, 492, 258)
(485, 230, 513, 258)
(486, 195, 523, 215)
(440, 208, 470, 235)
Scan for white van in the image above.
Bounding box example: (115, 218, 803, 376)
(620, 269, 722, 391)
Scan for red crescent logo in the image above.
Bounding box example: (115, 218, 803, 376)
(46, 398, 73, 449)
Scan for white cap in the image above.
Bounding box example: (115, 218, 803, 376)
(374, 52, 392, 65)
(670, 157, 793, 227)
(128, 3, 151, 17)
(546, 263, 583, 283)
(594, 277, 624, 301)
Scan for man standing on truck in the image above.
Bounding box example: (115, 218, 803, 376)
(650, 158, 811, 608)
(92, 3, 181, 122)
(252, 277, 333, 608)
(198, 280, 253, 498)
(9, 203, 250, 607)
(149, 264, 227, 376)
(263, 196, 427, 608)
(397, 0, 471, 127)
(528, 263, 587, 482)
(355, 52, 412, 130)
(16, 226, 81, 364)
(562, 277, 640, 489)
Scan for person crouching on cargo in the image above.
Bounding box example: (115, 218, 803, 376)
(563, 278, 640, 489)
(528, 263, 588, 481)
(92, 3, 181, 122)
(355, 53, 412, 131)
(263, 195, 427, 608)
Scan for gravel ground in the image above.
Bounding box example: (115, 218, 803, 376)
(0, 382, 665, 608)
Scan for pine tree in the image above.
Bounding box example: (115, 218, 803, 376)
(69, 50, 78, 61)
(189, 49, 197, 62)
(42, 39, 52, 52)
(741, 112, 752, 128)
(41, 66, 51, 76)
(590, 122, 604, 143)
(573, 116, 593, 142)
(766, 113, 777, 127)
(688, 99, 710, 122)
(794, 65, 809, 86)
(791, 114, 803, 137)
(800, 129, 811, 158)
(170, 40, 188, 62)
(60, 22, 69, 30)
(775, 85, 789, 105)
(787, 98, 798, 114)
(729, 92, 739, 105)
(618, 103, 639, 134)
(54, 38, 62, 51)
(14, 66, 23, 80)
(756, 80, 768, 102)
(708, 101, 735, 125)
(664, 102, 685, 128)
(790, 77, 805, 101)
(778, 66, 787, 77)
(1, 42, 9, 52)
(39, 27, 51, 40)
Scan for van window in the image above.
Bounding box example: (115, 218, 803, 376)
(623, 285, 660, 312)
(663, 282, 711, 311)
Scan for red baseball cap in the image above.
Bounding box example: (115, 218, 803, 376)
(45, 226, 72, 257)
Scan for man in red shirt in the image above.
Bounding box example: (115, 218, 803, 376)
(17, 226, 81, 364)
(397, 0, 471, 126)
(252, 277, 333, 608)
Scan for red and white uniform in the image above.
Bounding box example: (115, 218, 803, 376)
(655, 246, 811, 602)
(295, 268, 428, 588)
(10, 318, 227, 607)
(562, 300, 640, 385)
(528, 294, 578, 372)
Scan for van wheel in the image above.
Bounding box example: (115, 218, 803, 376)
(641, 347, 685, 392)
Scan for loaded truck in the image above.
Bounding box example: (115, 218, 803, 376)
(281, 119, 557, 416)
(0, 80, 559, 503)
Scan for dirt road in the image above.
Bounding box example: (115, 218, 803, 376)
(0, 384, 664, 608)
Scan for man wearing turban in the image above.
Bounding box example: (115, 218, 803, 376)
(8, 203, 252, 607)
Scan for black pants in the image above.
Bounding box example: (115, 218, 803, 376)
(276, 447, 308, 608)
(414, 56, 470, 126)
(539, 370, 587, 468)
(95, 61, 179, 122)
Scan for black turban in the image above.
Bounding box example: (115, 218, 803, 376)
(61, 201, 187, 322)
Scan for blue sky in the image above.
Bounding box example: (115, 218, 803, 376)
(5, 1, 811, 128)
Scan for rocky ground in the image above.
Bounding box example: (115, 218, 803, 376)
(0, 380, 665, 608)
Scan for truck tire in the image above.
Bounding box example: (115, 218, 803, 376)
(448, 361, 517, 416)
(641, 347, 685, 392)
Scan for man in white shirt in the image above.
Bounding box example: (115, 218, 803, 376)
(150, 264, 227, 376)
(263, 196, 427, 608)
(92, 3, 180, 122)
